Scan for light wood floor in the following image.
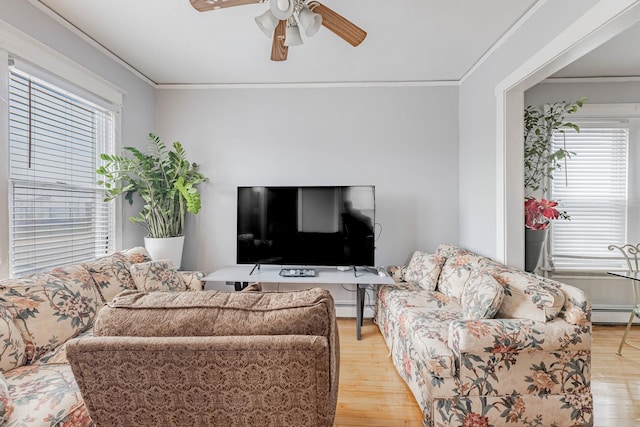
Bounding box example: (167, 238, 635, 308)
(335, 319, 640, 427)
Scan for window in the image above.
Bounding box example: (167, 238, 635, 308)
(8, 65, 115, 276)
(548, 118, 639, 271)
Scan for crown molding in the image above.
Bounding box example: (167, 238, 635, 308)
(28, 0, 156, 87)
(156, 80, 460, 90)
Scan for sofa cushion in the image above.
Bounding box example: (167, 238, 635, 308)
(0, 267, 103, 363)
(437, 252, 489, 304)
(5, 364, 91, 426)
(377, 283, 461, 378)
(130, 260, 186, 292)
(461, 270, 504, 320)
(82, 247, 151, 303)
(0, 304, 26, 372)
(405, 251, 446, 291)
(493, 269, 565, 322)
(0, 372, 14, 423)
(95, 288, 335, 338)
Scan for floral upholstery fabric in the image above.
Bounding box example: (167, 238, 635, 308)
(81, 247, 151, 303)
(437, 253, 489, 304)
(492, 269, 565, 322)
(129, 260, 186, 292)
(378, 283, 461, 379)
(460, 270, 504, 320)
(541, 275, 592, 325)
(5, 364, 91, 427)
(33, 329, 94, 366)
(0, 267, 102, 363)
(405, 252, 446, 291)
(376, 244, 593, 427)
(179, 271, 206, 291)
(0, 371, 14, 423)
(0, 304, 26, 373)
(0, 248, 206, 427)
(388, 265, 407, 283)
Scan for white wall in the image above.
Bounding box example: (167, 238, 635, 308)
(0, 0, 156, 249)
(155, 85, 460, 310)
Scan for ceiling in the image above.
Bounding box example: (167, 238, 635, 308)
(35, 0, 538, 85)
(33, 0, 640, 85)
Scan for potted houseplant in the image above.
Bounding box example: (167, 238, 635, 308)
(97, 133, 207, 268)
(523, 97, 585, 272)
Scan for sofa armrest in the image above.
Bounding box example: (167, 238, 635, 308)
(448, 318, 591, 354)
(177, 271, 205, 291)
(387, 265, 407, 283)
(447, 318, 592, 397)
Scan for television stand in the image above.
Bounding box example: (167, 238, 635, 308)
(203, 265, 394, 340)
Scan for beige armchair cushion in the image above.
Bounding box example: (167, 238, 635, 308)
(95, 288, 334, 338)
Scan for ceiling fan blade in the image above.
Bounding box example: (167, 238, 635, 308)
(189, 0, 262, 12)
(308, 1, 366, 47)
(271, 20, 288, 61)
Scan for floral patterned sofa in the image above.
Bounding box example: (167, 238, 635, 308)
(0, 248, 204, 427)
(376, 243, 593, 427)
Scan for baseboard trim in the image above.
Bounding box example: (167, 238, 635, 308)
(592, 305, 638, 325)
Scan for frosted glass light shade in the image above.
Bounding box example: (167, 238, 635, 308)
(255, 10, 280, 37)
(270, 0, 294, 20)
(298, 6, 322, 37)
(284, 24, 304, 46)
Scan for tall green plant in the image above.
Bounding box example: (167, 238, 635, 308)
(524, 97, 586, 197)
(97, 133, 207, 238)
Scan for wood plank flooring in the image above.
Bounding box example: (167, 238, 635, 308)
(335, 319, 640, 427)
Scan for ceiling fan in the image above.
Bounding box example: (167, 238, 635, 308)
(189, 0, 367, 61)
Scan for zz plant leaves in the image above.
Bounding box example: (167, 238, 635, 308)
(96, 133, 207, 238)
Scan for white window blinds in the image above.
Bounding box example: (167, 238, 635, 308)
(8, 67, 115, 276)
(549, 126, 629, 270)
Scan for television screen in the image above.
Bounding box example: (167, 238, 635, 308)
(237, 186, 375, 266)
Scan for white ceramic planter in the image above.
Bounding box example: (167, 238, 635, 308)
(144, 236, 185, 269)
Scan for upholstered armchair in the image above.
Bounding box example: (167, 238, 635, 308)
(66, 288, 339, 427)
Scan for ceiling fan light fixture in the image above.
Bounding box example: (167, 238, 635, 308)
(255, 10, 280, 37)
(270, 0, 295, 20)
(297, 5, 322, 37)
(284, 23, 303, 46)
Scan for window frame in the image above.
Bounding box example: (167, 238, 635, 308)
(0, 23, 124, 279)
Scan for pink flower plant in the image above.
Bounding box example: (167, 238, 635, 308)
(524, 197, 568, 230)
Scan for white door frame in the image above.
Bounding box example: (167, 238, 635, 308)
(496, 0, 640, 268)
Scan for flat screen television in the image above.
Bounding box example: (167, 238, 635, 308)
(237, 186, 375, 267)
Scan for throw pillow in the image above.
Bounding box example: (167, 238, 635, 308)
(461, 270, 505, 320)
(0, 371, 13, 423)
(404, 251, 446, 291)
(130, 260, 186, 292)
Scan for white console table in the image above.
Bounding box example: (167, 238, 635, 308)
(203, 265, 394, 340)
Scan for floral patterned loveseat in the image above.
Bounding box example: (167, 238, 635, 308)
(0, 248, 204, 427)
(376, 243, 593, 427)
